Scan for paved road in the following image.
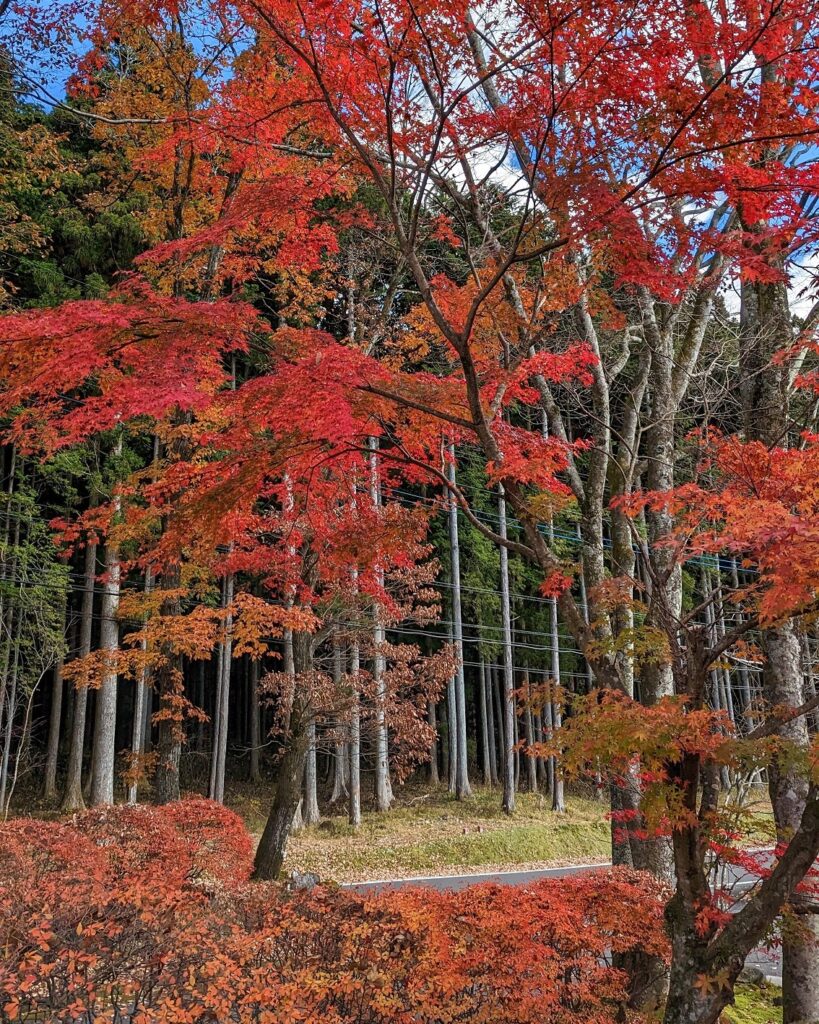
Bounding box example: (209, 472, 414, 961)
(344, 860, 783, 981)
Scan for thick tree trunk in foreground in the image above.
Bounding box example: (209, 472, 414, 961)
(765, 623, 819, 1024)
(742, 272, 819, 1024)
(254, 632, 312, 879)
(663, 786, 819, 1024)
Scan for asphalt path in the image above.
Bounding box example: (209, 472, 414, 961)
(343, 859, 783, 981)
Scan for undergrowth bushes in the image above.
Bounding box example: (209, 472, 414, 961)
(0, 800, 667, 1023)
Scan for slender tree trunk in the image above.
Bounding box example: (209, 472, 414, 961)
(523, 669, 538, 792)
(330, 638, 347, 802)
(209, 571, 234, 804)
(153, 565, 182, 805)
(543, 695, 555, 802)
(370, 439, 392, 811)
(427, 701, 439, 785)
(486, 661, 498, 785)
(128, 568, 153, 804)
(302, 718, 320, 824)
(249, 658, 261, 783)
(479, 660, 491, 785)
(89, 537, 121, 806)
(348, 632, 362, 827)
(447, 663, 457, 794)
(549, 590, 565, 813)
(498, 486, 516, 815)
(447, 443, 471, 799)
(42, 579, 68, 802)
(61, 534, 97, 812)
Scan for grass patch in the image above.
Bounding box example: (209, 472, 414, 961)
(235, 784, 613, 882)
(722, 984, 781, 1024)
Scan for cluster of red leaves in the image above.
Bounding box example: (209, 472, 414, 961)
(616, 432, 819, 623)
(0, 802, 668, 1024)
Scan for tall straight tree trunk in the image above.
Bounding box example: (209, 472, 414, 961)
(543, 694, 555, 802)
(498, 485, 516, 815)
(370, 438, 392, 811)
(523, 669, 538, 792)
(209, 570, 234, 804)
(61, 533, 97, 812)
(479, 660, 491, 785)
(544, 487, 565, 806)
(128, 568, 153, 804)
(42, 577, 68, 803)
(446, 674, 457, 793)
(427, 701, 439, 784)
(302, 718, 320, 824)
(0, 511, 21, 812)
(249, 658, 261, 783)
(447, 442, 471, 799)
(329, 638, 347, 802)
(485, 661, 498, 786)
(348, 629, 362, 828)
(89, 537, 121, 806)
(548, 589, 565, 813)
(153, 565, 182, 806)
(370, 436, 393, 811)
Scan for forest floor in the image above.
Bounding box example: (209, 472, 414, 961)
(230, 777, 776, 884)
(722, 982, 781, 1023)
(232, 783, 614, 882)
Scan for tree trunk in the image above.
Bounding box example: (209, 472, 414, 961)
(485, 661, 498, 785)
(209, 571, 234, 804)
(329, 638, 347, 802)
(548, 592, 565, 813)
(498, 486, 516, 815)
(302, 718, 320, 824)
(766, 623, 819, 1024)
(348, 634, 362, 827)
(523, 670, 538, 793)
(446, 669, 457, 794)
(447, 442, 471, 799)
(254, 632, 312, 879)
(427, 701, 439, 785)
(42, 582, 68, 803)
(127, 568, 153, 804)
(61, 535, 97, 812)
(741, 270, 819, 1024)
(479, 660, 491, 785)
(370, 438, 393, 811)
(89, 539, 121, 806)
(249, 658, 261, 783)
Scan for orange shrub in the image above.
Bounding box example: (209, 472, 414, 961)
(0, 801, 666, 1023)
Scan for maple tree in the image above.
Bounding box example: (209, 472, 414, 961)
(1, 0, 819, 1021)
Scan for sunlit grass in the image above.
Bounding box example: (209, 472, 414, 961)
(233, 783, 613, 882)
